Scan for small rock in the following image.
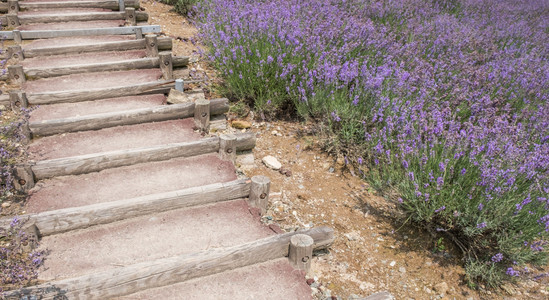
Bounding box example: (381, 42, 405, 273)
(279, 168, 292, 177)
(1, 202, 11, 208)
(231, 120, 251, 129)
(389, 261, 396, 267)
(399, 267, 406, 273)
(271, 130, 278, 135)
(423, 286, 432, 294)
(328, 167, 335, 173)
(363, 291, 395, 300)
(306, 278, 315, 285)
(434, 282, 449, 295)
(262, 155, 282, 170)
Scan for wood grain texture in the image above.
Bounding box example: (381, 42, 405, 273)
(27, 80, 175, 105)
(0, 0, 140, 12)
(0, 180, 251, 236)
(0, 94, 10, 106)
(22, 37, 172, 58)
(145, 34, 158, 57)
(19, 12, 126, 24)
(25, 57, 159, 79)
(249, 175, 270, 215)
(289, 234, 314, 272)
(8, 65, 25, 84)
(125, 8, 136, 26)
(30, 98, 229, 136)
(31, 132, 255, 179)
(20, 25, 161, 39)
(4, 226, 334, 299)
(193, 99, 210, 132)
(236, 131, 257, 151)
(219, 134, 237, 163)
(32, 137, 220, 179)
(159, 51, 173, 79)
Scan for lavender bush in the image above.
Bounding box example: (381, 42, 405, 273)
(1, 107, 30, 203)
(0, 217, 44, 292)
(194, 0, 549, 286)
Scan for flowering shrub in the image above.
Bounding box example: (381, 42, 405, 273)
(1, 107, 30, 203)
(0, 217, 44, 292)
(195, 0, 549, 287)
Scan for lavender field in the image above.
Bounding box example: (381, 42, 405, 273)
(195, 0, 549, 286)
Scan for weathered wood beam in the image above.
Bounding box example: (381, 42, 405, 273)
(30, 98, 229, 137)
(22, 37, 172, 58)
(4, 226, 334, 299)
(24, 56, 188, 79)
(0, 180, 251, 236)
(19, 25, 160, 40)
(26, 80, 175, 105)
(31, 133, 255, 180)
(159, 51, 173, 79)
(0, 0, 140, 12)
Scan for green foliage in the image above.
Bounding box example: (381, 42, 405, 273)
(158, 0, 201, 16)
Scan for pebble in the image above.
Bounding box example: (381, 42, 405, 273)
(434, 282, 449, 295)
(389, 261, 396, 267)
(399, 267, 406, 273)
(231, 120, 251, 129)
(262, 155, 282, 170)
(1, 202, 11, 208)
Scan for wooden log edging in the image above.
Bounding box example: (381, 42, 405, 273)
(0, 179, 251, 236)
(0, 25, 161, 40)
(5, 226, 334, 299)
(27, 80, 175, 105)
(0, 12, 148, 26)
(24, 56, 189, 79)
(0, 0, 140, 12)
(30, 98, 229, 137)
(22, 37, 172, 58)
(31, 132, 256, 180)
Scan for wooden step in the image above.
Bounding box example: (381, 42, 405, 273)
(0, 0, 140, 12)
(21, 37, 173, 58)
(30, 98, 228, 136)
(0, 25, 161, 40)
(0, 179, 251, 235)
(23, 56, 188, 79)
(4, 226, 333, 299)
(30, 132, 255, 179)
(0, 11, 148, 25)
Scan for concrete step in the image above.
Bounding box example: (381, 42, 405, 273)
(36, 199, 274, 282)
(26, 154, 238, 213)
(23, 69, 162, 94)
(118, 258, 312, 300)
(29, 118, 200, 161)
(21, 49, 147, 69)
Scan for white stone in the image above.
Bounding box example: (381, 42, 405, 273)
(262, 155, 282, 170)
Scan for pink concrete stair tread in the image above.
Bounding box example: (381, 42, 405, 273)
(18, 20, 126, 31)
(23, 69, 162, 94)
(22, 35, 135, 50)
(29, 118, 200, 160)
(29, 95, 166, 122)
(26, 154, 237, 213)
(118, 258, 312, 300)
(21, 49, 147, 68)
(37, 200, 274, 281)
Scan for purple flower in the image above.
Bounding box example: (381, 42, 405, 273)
(402, 159, 409, 169)
(358, 157, 363, 165)
(477, 222, 487, 229)
(491, 253, 503, 263)
(506, 267, 520, 277)
(331, 111, 341, 122)
(435, 206, 446, 213)
(478, 203, 484, 211)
